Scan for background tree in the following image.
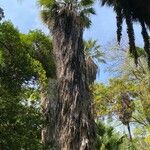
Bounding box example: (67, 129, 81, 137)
(21, 30, 57, 149)
(92, 41, 150, 149)
(0, 21, 56, 149)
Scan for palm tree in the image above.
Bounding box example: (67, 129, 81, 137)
(100, 0, 150, 67)
(38, 0, 96, 149)
(84, 39, 105, 84)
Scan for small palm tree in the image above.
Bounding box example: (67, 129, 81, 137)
(95, 121, 125, 150)
(84, 39, 105, 84)
(84, 39, 105, 64)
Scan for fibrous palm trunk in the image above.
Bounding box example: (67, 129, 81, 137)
(52, 12, 96, 150)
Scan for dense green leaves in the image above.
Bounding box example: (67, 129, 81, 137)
(0, 21, 35, 94)
(21, 30, 56, 78)
(93, 43, 150, 149)
(95, 121, 125, 150)
(0, 21, 55, 149)
(0, 21, 56, 93)
(0, 92, 43, 150)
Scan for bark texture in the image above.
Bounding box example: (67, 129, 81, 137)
(52, 12, 96, 150)
(41, 78, 58, 149)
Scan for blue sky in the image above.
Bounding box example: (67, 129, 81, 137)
(1, 0, 144, 83)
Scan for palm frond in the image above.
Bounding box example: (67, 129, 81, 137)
(38, 0, 55, 7)
(114, 5, 123, 44)
(124, 9, 138, 65)
(80, 0, 95, 7)
(81, 7, 96, 16)
(39, 0, 96, 28)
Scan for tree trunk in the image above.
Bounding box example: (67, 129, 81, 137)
(52, 12, 96, 150)
(127, 123, 132, 141)
(41, 78, 58, 149)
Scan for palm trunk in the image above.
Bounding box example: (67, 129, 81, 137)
(52, 12, 96, 150)
(40, 78, 58, 149)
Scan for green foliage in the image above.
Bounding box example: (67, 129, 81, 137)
(21, 30, 56, 79)
(0, 21, 56, 93)
(38, 0, 55, 7)
(0, 89, 43, 150)
(95, 121, 125, 150)
(84, 39, 105, 84)
(96, 42, 150, 149)
(93, 78, 136, 117)
(84, 39, 105, 64)
(0, 21, 56, 149)
(0, 21, 35, 95)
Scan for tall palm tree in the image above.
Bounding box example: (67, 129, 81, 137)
(100, 0, 150, 67)
(38, 0, 96, 149)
